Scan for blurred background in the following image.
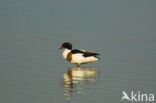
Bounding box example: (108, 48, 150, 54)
(0, 0, 156, 103)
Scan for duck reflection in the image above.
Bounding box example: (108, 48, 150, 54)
(62, 67, 99, 101)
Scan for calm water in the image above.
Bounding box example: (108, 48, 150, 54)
(0, 0, 156, 103)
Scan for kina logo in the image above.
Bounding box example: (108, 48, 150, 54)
(121, 91, 154, 102)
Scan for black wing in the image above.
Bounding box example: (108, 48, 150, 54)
(83, 52, 100, 57)
(71, 49, 85, 54)
(71, 49, 100, 57)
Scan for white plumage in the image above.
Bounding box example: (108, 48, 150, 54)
(71, 53, 98, 64)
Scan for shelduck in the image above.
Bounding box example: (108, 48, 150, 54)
(59, 42, 100, 67)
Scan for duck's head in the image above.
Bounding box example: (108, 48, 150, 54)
(59, 42, 72, 50)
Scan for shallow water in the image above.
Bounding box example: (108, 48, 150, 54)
(0, 0, 156, 103)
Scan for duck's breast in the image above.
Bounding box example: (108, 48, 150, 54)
(62, 49, 71, 59)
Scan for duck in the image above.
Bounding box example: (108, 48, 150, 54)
(59, 42, 100, 67)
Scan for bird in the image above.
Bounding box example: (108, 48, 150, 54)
(59, 42, 100, 67)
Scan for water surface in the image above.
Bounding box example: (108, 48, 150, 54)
(0, 0, 156, 103)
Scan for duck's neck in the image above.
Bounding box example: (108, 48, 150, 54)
(62, 49, 71, 59)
